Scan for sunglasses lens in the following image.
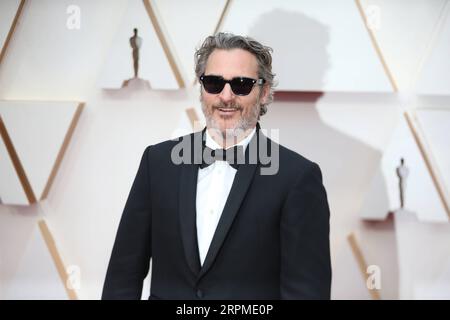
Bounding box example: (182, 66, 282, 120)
(201, 76, 225, 94)
(231, 78, 255, 95)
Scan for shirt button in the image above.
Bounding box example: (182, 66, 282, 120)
(209, 209, 214, 215)
(196, 289, 203, 299)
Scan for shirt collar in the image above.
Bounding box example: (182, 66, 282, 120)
(205, 126, 257, 152)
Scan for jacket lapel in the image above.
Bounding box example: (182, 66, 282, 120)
(178, 132, 203, 276)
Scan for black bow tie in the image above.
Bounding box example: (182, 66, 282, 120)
(199, 145, 245, 170)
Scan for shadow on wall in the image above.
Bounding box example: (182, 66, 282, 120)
(247, 9, 397, 299)
(248, 8, 330, 91)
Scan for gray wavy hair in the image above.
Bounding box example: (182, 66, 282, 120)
(194, 32, 276, 116)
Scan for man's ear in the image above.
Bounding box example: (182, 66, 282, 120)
(259, 84, 270, 105)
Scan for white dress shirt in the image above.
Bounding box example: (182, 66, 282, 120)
(196, 127, 256, 266)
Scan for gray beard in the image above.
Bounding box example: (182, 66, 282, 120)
(201, 97, 260, 142)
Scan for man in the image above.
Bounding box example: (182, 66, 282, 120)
(102, 32, 331, 300)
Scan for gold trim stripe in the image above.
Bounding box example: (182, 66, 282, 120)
(38, 219, 78, 300)
(0, 114, 36, 204)
(355, 0, 398, 92)
(0, 0, 25, 67)
(404, 110, 450, 219)
(347, 232, 381, 300)
(41, 102, 84, 200)
(143, 0, 185, 88)
(185, 107, 199, 129)
(213, 0, 232, 35)
(193, 0, 232, 86)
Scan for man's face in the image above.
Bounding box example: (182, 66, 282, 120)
(200, 48, 268, 138)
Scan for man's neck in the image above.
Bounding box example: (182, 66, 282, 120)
(207, 126, 256, 149)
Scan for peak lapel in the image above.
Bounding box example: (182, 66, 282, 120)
(178, 132, 204, 276)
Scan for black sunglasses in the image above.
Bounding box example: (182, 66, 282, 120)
(200, 74, 265, 96)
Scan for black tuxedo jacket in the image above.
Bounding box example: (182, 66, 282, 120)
(102, 126, 331, 299)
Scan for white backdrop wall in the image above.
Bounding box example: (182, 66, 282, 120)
(1, 0, 450, 299)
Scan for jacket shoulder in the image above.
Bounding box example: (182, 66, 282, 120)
(145, 131, 199, 153)
(269, 138, 318, 172)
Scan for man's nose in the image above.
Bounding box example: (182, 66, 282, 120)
(219, 83, 235, 103)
